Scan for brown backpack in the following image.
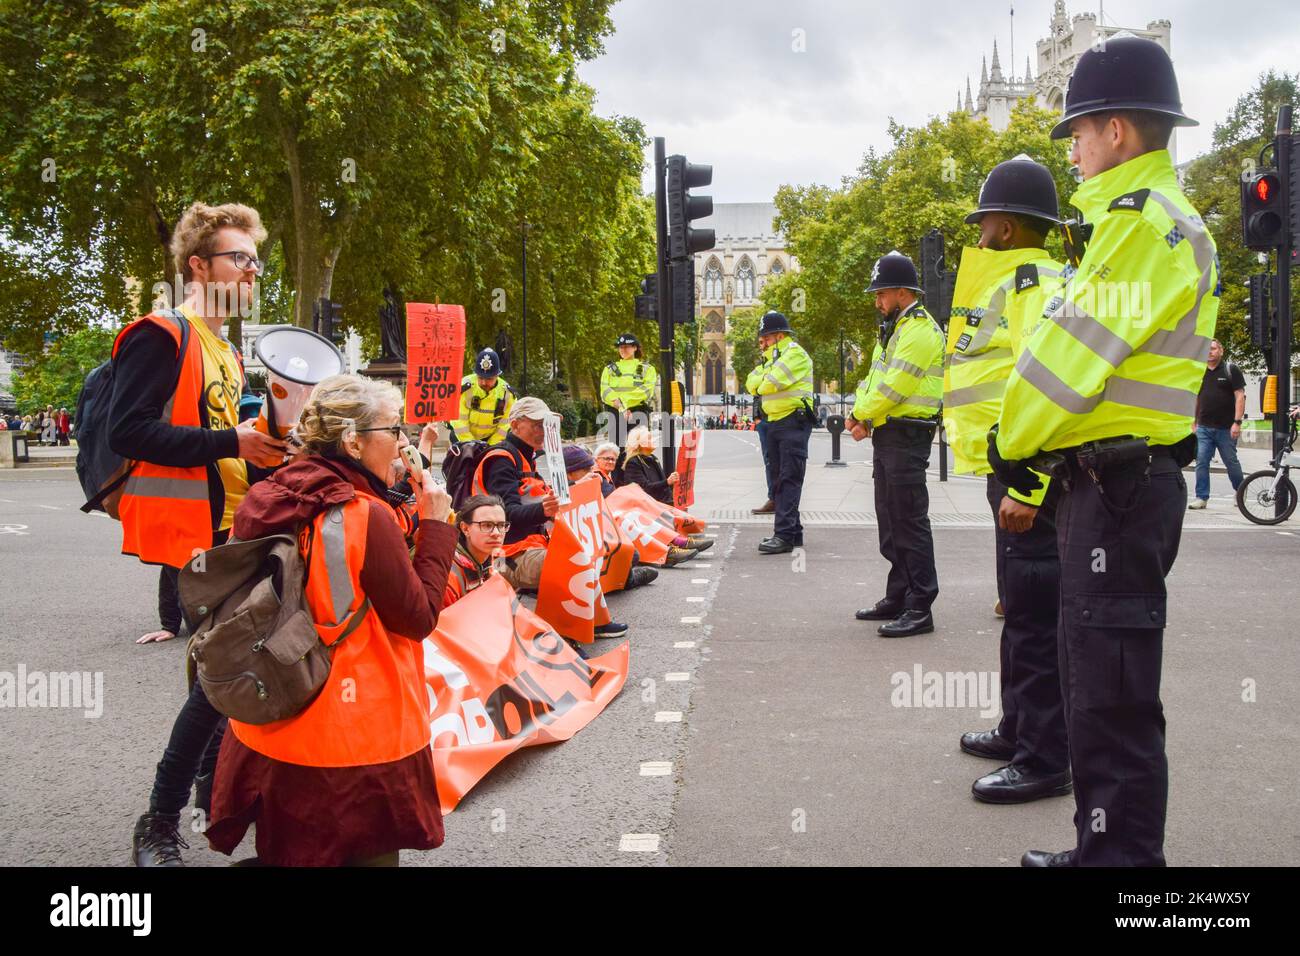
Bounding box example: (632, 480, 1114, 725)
(179, 527, 369, 725)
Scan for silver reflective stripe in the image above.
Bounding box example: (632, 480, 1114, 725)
(1050, 299, 1133, 368)
(888, 357, 926, 378)
(964, 277, 1016, 353)
(320, 505, 356, 627)
(763, 376, 815, 402)
(879, 383, 941, 408)
(123, 475, 208, 501)
(1016, 351, 1195, 417)
(950, 347, 1013, 366)
(945, 381, 1005, 408)
(1141, 191, 1215, 362)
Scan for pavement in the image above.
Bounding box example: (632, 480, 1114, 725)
(0, 431, 1296, 867)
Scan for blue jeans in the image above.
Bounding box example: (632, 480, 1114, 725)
(1194, 425, 1244, 501)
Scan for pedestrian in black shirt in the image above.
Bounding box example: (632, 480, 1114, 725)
(1190, 339, 1245, 509)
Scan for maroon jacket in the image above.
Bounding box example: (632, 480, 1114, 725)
(233, 453, 457, 641)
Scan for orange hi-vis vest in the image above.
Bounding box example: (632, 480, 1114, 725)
(230, 489, 432, 768)
(471, 446, 550, 557)
(111, 311, 214, 569)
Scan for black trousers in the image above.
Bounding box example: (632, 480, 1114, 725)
(987, 475, 1068, 773)
(604, 403, 652, 453)
(1056, 451, 1185, 866)
(766, 415, 811, 542)
(872, 423, 938, 612)
(755, 419, 774, 499)
(147, 529, 229, 822)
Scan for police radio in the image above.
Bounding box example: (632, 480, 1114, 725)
(1060, 219, 1094, 269)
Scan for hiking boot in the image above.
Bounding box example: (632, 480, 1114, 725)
(664, 546, 699, 567)
(625, 565, 659, 589)
(684, 535, 713, 553)
(132, 811, 188, 867)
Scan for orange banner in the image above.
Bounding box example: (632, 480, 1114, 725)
(595, 479, 635, 594)
(405, 303, 466, 423)
(604, 484, 680, 565)
(425, 575, 628, 813)
(674, 428, 701, 509)
(534, 478, 611, 643)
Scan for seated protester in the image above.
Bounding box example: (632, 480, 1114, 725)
(444, 494, 507, 606)
(474, 398, 626, 637)
(592, 441, 620, 496)
(563, 444, 659, 591)
(205, 374, 458, 867)
(621, 427, 710, 560)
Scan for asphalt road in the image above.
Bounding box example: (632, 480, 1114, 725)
(1, 443, 1296, 866)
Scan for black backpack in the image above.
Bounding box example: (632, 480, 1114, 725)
(76, 309, 189, 516)
(441, 440, 525, 511)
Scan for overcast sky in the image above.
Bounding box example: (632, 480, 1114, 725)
(577, 0, 1300, 203)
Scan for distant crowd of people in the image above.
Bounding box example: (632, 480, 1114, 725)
(1, 406, 72, 444)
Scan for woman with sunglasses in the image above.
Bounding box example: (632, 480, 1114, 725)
(444, 494, 508, 606)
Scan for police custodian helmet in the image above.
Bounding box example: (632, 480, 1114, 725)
(1049, 33, 1197, 140)
(474, 347, 501, 378)
(616, 333, 640, 348)
(757, 310, 792, 337)
(965, 154, 1062, 225)
(865, 250, 923, 294)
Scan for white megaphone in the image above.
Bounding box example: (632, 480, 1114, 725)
(253, 326, 345, 439)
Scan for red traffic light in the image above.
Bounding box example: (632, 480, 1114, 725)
(1254, 175, 1277, 202)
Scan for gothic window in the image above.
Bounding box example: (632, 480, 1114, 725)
(704, 312, 724, 335)
(770, 258, 785, 277)
(704, 259, 723, 301)
(705, 343, 725, 394)
(736, 259, 755, 300)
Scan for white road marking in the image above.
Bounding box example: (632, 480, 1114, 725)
(673, 641, 696, 648)
(691, 563, 712, 567)
(686, 596, 705, 603)
(654, 711, 683, 722)
(640, 761, 673, 776)
(619, 834, 660, 852)
(1276, 531, 1294, 536)
(691, 578, 709, 584)
(680, 616, 701, 624)
(37, 504, 60, 510)
(665, 672, 690, 682)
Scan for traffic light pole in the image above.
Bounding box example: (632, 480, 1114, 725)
(1274, 106, 1293, 479)
(654, 137, 675, 467)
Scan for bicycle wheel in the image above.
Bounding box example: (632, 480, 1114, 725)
(1235, 469, 1297, 525)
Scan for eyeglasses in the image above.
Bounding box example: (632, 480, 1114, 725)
(355, 424, 404, 438)
(596, 455, 618, 462)
(467, 521, 510, 534)
(205, 250, 264, 275)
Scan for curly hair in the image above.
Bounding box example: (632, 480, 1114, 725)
(294, 374, 403, 456)
(170, 202, 268, 282)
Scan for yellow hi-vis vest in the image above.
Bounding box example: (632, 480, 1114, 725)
(943, 246, 1065, 477)
(745, 336, 814, 422)
(852, 301, 944, 428)
(451, 375, 515, 444)
(997, 149, 1220, 462)
(600, 358, 657, 410)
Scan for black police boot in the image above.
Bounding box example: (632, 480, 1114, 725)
(877, 609, 934, 637)
(972, 765, 1073, 804)
(132, 811, 189, 867)
(1021, 848, 1077, 868)
(855, 599, 903, 621)
(959, 729, 1017, 760)
(757, 536, 794, 554)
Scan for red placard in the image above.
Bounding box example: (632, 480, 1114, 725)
(674, 428, 700, 508)
(405, 303, 466, 423)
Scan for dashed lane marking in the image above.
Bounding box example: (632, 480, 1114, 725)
(691, 578, 709, 584)
(686, 596, 705, 603)
(619, 834, 660, 852)
(680, 616, 701, 624)
(654, 711, 683, 722)
(664, 672, 691, 682)
(673, 641, 696, 648)
(639, 761, 673, 776)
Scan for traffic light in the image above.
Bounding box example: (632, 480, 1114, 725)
(1247, 272, 1274, 353)
(666, 155, 715, 259)
(635, 274, 657, 321)
(1241, 169, 1285, 250)
(670, 259, 695, 324)
(313, 298, 344, 344)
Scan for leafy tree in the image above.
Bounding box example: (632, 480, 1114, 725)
(12, 325, 116, 413)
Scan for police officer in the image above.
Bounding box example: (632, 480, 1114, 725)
(745, 310, 814, 554)
(991, 35, 1217, 866)
(848, 251, 944, 637)
(600, 333, 658, 453)
(450, 348, 516, 445)
(944, 156, 1072, 804)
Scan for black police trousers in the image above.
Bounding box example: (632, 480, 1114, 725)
(872, 422, 938, 612)
(986, 475, 1068, 774)
(766, 414, 811, 542)
(1056, 450, 1186, 866)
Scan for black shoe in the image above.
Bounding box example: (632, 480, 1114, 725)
(1021, 848, 1077, 868)
(751, 499, 776, 514)
(856, 599, 903, 621)
(972, 765, 1072, 804)
(757, 536, 793, 554)
(193, 772, 213, 817)
(132, 811, 188, 867)
(877, 609, 934, 637)
(959, 729, 1017, 761)
(625, 565, 659, 589)
(594, 620, 628, 638)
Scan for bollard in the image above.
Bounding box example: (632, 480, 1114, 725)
(825, 414, 848, 468)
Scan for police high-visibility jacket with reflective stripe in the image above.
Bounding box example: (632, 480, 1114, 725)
(470, 446, 552, 557)
(852, 301, 945, 427)
(600, 358, 658, 409)
(745, 337, 814, 422)
(943, 246, 1065, 480)
(229, 489, 431, 767)
(997, 148, 1219, 461)
(450, 375, 515, 444)
(111, 311, 219, 569)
